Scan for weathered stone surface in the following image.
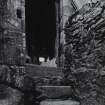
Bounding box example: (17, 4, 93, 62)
(40, 100, 80, 105)
(0, 0, 25, 65)
(26, 64, 63, 86)
(36, 86, 72, 99)
(0, 65, 25, 91)
(0, 0, 25, 105)
(64, 0, 105, 105)
(0, 87, 23, 105)
(0, 64, 45, 105)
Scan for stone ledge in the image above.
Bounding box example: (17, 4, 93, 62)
(36, 86, 72, 99)
(40, 99, 80, 105)
(26, 64, 63, 77)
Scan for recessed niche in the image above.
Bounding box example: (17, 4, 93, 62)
(16, 9, 22, 19)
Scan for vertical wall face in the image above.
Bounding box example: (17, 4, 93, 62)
(0, 0, 25, 65)
(62, 0, 75, 26)
(0, 0, 25, 102)
(56, 0, 76, 67)
(56, 0, 100, 67)
(64, 0, 105, 104)
(74, 0, 98, 9)
(74, 0, 90, 9)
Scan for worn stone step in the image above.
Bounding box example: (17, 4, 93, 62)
(36, 86, 72, 99)
(26, 64, 63, 77)
(26, 64, 63, 85)
(40, 99, 80, 105)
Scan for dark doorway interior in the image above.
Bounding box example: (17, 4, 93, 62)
(26, 0, 56, 63)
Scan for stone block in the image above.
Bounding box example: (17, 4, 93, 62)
(40, 100, 80, 105)
(26, 64, 63, 85)
(36, 86, 72, 99)
(0, 32, 25, 65)
(0, 87, 23, 105)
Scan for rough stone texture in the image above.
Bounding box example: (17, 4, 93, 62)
(0, 64, 46, 105)
(40, 100, 80, 105)
(36, 86, 72, 99)
(0, 87, 23, 105)
(64, 1, 105, 105)
(0, 65, 24, 105)
(0, 0, 25, 104)
(0, 65, 25, 89)
(55, 0, 76, 67)
(26, 64, 63, 86)
(0, 0, 25, 65)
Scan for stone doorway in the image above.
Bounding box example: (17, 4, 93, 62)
(26, 0, 57, 65)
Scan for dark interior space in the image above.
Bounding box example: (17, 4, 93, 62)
(26, 0, 56, 62)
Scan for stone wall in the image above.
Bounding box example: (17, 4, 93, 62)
(0, 0, 26, 91)
(0, 0, 25, 65)
(60, 0, 76, 67)
(64, 0, 105, 104)
(57, 1, 100, 68)
(0, 0, 25, 104)
(56, 0, 76, 67)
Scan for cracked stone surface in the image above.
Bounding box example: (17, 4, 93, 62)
(64, 0, 105, 105)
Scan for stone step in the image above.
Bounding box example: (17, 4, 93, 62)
(36, 86, 72, 99)
(26, 64, 63, 85)
(40, 99, 80, 105)
(26, 64, 63, 77)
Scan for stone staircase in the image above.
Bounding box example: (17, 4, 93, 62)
(26, 64, 80, 105)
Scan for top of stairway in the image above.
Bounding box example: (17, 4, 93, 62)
(26, 63, 63, 78)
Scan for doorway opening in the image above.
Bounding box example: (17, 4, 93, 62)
(26, 0, 56, 64)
